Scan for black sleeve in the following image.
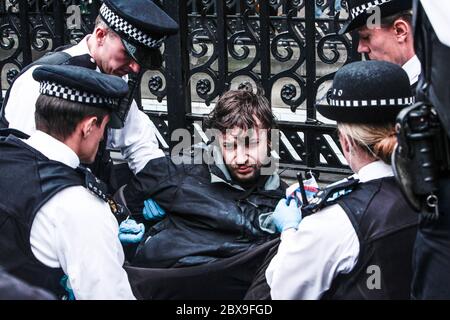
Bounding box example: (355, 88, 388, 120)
(123, 155, 186, 214)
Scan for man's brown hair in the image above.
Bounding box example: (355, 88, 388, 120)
(204, 89, 276, 133)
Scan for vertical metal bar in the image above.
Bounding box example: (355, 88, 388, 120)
(164, 0, 192, 149)
(90, 0, 101, 22)
(350, 30, 361, 62)
(305, 0, 316, 121)
(18, 0, 32, 67)
(329, 0, 336, 33)
(52, 0, 65, 49)
(259, 0, 271, 99)
(216, 0, 229, 92)
(304, 0, 319, 168)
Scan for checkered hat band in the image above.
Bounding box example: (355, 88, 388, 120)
(329, 96, 415, 107)
(39, 81, 119, 106)
(350, 0, 392, 19)
(100, 4, 163, 49)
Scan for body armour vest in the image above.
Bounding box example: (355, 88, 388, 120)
(0, 133, 85, 297)
(322, 177, 418, 300)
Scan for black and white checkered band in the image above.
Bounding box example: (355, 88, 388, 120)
(329, 96, 415, 107)
(100, 3, 164, 49)
(350, 0, 392, 19)
(39, 81, 119, 106)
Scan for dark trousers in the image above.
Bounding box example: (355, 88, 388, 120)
(243, 238, 280, 300)
(412, 177, 450, 299)
(125, 238, 279, 300)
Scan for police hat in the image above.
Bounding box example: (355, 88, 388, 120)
(316, 61, 413, 123)
(99, 0, 178, 69)
(32, 65, 129, 129)
(339, 0, 412, 34)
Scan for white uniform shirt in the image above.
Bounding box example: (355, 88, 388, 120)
(266, 161, 394, 300)
(5, 35, 164, 174)
(402, 55, 421, 86)
(25, 131, 135, 300)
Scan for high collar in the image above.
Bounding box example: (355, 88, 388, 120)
(356, 160, 393, 183)
(23, 131, 80, 169)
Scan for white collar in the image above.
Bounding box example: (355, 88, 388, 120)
(355, 160, 394, 183)
(64, 35, 91, 58)
(64, 35, 100, 72)
(23, 131, 80, 169)
(402, 55, 421, 85)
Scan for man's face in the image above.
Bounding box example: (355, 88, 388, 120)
(79, 115, 110, 164)
(97, 31, 140, 76)
(357, 25, 402, 65)
(219, 125, 270, 185)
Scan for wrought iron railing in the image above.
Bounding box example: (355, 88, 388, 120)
(0, 0, 361, 175)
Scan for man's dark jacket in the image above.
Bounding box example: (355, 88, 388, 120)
(124, 144, 285, 268)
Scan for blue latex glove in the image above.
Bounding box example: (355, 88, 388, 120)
(142, 198, 166, 221)
(272, 198, 302, 232)
(60, 275, 75, 300)
(119, 219, 145, 244)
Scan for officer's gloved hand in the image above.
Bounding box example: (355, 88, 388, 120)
(272, 198, 302, 233)
(119, 219, 145, 244)
(142, 198, 166, 221)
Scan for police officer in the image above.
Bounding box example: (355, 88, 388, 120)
(0, 65, 135, 300)
(0, 0, 178, 191)
(263, 61, 418, 299)
(393, 0, 450, 299)
(340, 0, 420, 89)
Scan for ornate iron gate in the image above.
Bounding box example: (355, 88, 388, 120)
(0, 0, 360, 175)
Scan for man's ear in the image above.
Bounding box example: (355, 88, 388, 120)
(393, 18, 410, 43)
(81, 116, 98, 139)
(94, 26, 108, 45)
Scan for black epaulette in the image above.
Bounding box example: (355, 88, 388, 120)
(302, 176, 360, 218)
(76, 166, 126, 218)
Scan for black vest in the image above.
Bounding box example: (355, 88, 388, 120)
(323, 177, 418, 300)
(0, 132, 85, 297)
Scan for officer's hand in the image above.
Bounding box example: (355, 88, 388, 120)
(272, 198, 302, 233)
(118, 219, 145, 244)
(142, 198, 166, 221)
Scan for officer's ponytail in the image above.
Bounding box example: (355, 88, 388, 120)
(337, 123, 396, 164)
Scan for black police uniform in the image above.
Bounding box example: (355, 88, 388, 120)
(0, 65, 132, 299)
(408, 0, 450, 299)
(246, 61, 418, 300)
(0, 0, 178, 191)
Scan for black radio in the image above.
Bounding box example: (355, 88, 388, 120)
(394, 102, 450, 219)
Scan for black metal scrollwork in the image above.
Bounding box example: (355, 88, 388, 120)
(0, 0, 357, 175)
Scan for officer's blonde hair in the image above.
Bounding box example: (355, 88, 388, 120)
(337, 122, 397, 164)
